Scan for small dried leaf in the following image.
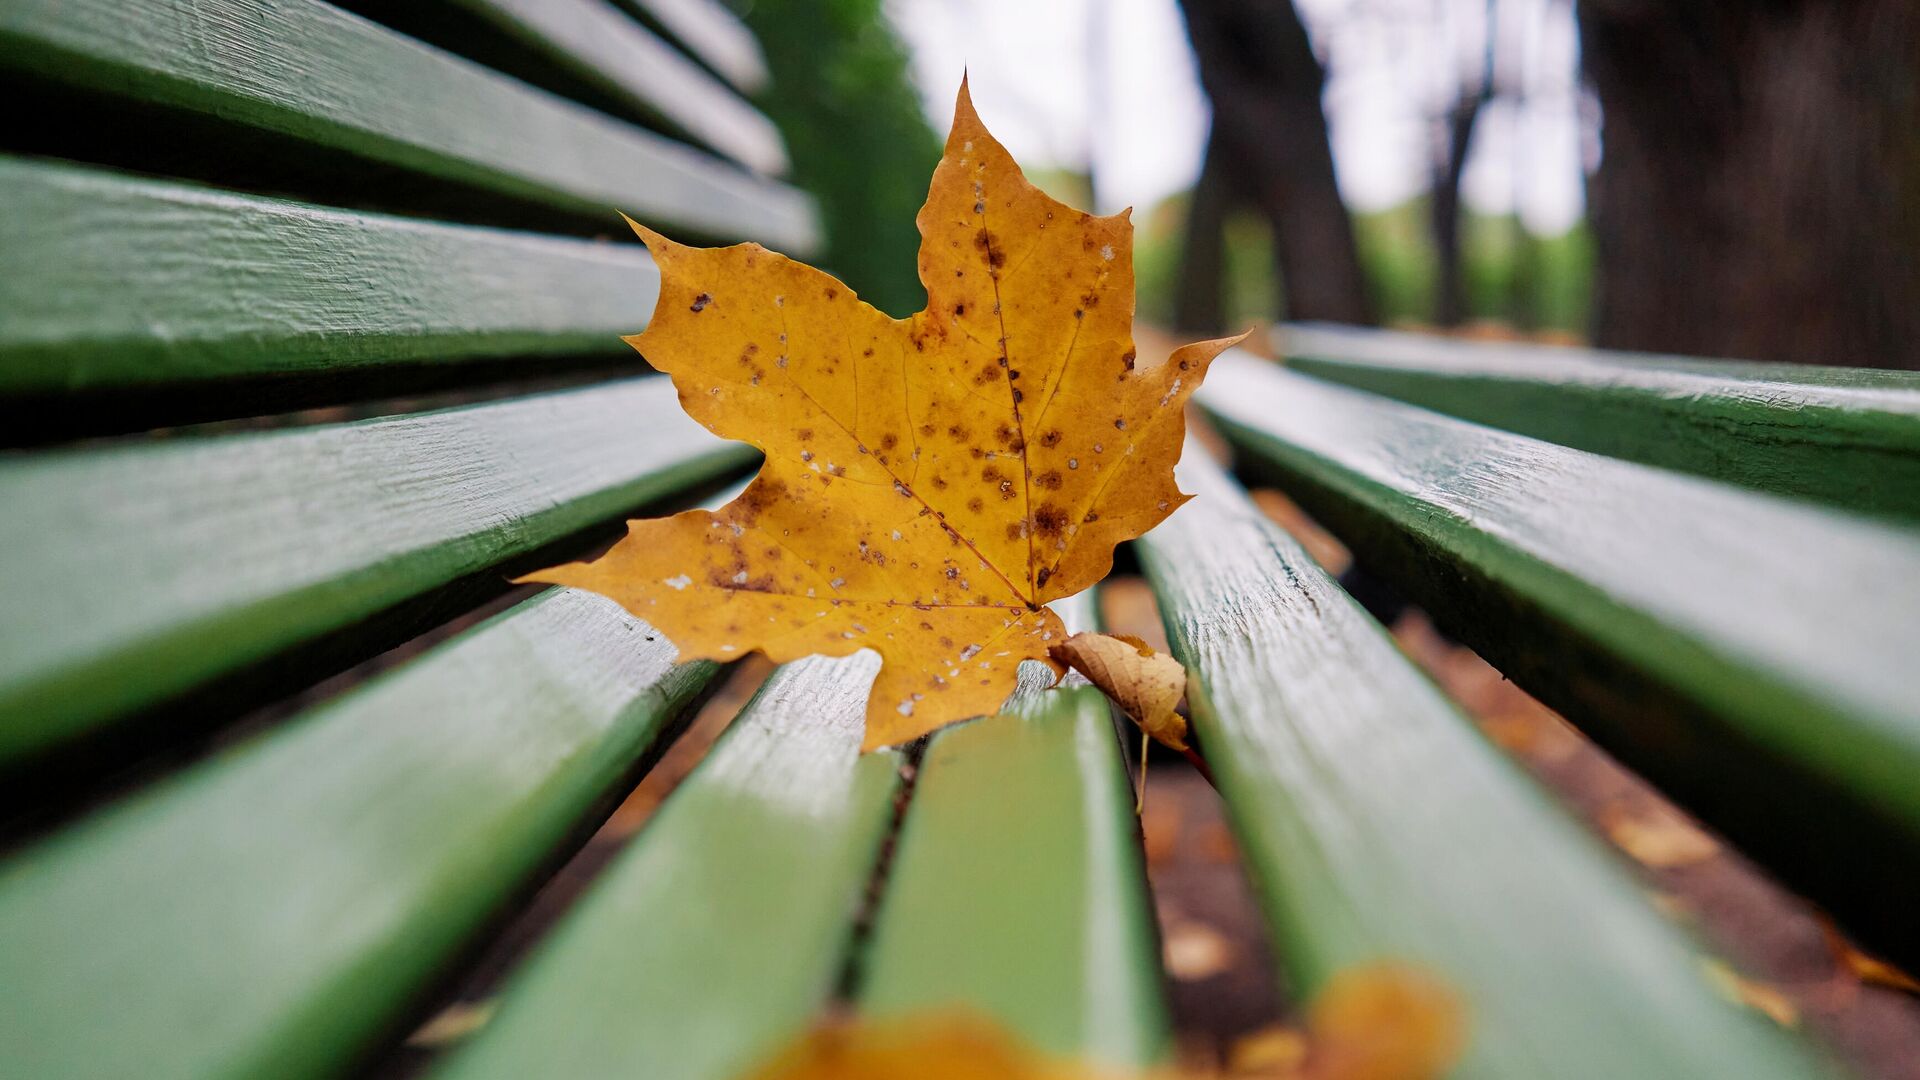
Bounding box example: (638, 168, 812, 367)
(1050, 631, 1188, 750)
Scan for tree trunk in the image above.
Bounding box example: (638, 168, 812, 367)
(1178, 0, 1374, 325)
(1172, 130, 1235, 333)
(1431, 91, 1489, 328)
(1579, 0, 1920, 368)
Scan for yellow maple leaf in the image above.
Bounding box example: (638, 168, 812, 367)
(527, 79, 1241, 749)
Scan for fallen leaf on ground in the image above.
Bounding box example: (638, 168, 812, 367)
(404, 1000, 495, 1049)
(1700, 958, 1799, 1027)
(1601, 804, 1720, 869)
(525, 79, 1241, 749)
(1051, 631, 1189, 750)
(1163, 920, 1234, 981)
(1820, 918, 1920, 995)
(741, 964, 1463, 1080)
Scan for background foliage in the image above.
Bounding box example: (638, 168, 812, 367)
(737, 0, 940, 318)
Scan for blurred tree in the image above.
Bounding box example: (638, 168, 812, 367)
(1174, 0, 1374, 332)
(1430, 0, 1497, 329)
(1579, 0, 1920, 368)
(738, 0, 941, 318)
(1431, 87, 1491, 328)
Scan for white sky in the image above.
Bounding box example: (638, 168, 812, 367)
(887, 0, 1594, 234)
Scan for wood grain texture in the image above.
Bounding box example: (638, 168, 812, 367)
(0, 156, 658, 395)
(0, 0, 817, 252)
(449, 0, 785, 174)
(1279, 322, 1920, 521)
(0, 588, 719, 1080)
(1200, 353, 1920, 969)
(1137, 451, 1840, 1078)
(436, 653, 903, 1080)
(856, 592, 1168, 1066)
(0, 376, 751, 763)
(619, 0, 768, 92)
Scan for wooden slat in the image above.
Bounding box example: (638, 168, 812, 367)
(0, 587, 722, 1080)
(619, 0, 768, 93)
(0, 376, 751, 765)
(1137, 451, 1841, 1077)
(448, 0, 786, 174)
(0, 156, 658, 398)
(435, 653, 903, 1080)
(0, 0, 817, 252)
(856, 593, 1167, 1066)
(1278, 323, 1920, 522)
(1199, 353, 1920, 969)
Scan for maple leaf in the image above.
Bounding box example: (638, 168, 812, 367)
(526, 80, 1241, 748)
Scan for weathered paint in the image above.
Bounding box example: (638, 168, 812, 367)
(1201, 352, 1920, 970)
(0, 156, 657, 395)
(437, 653, 903, 1080)
(1278, 322, 1920, 522)
(0, 0, 817, 251)
(857, 591, 1169, 1067)
(453, 0, 786, 174)
(0, 376, 752, 762)
(0, 588, 721, 1080)
(1139, 450, 1841, 1078)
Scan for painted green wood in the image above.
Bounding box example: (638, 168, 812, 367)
(0, 587, 720, 1080)
(448, 0, 786, 174)
(436, 653, 903, 1080)
(0, 376, 751, 764)
(857, 592, 1168, 1067)
(1199, 353, 1920, 969)
(0, 0, 817, 253)
(1279, 322, 1920, 522)
(0, 156, 659, 396)
(620, 0, 768, 93)
(1137, 451, 1841, 1078)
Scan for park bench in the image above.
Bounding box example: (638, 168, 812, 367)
(2, 2, 1918, 1078)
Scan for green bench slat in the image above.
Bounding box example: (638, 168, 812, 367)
(1137, 452, 1839, 1078)
(449, 0, 786, 175)
(620, 0, 769, 93)
(437, 653, 903, 1080)
(0, 587, 721, 1080)
(0, 156, 658, 397)
(1199, 353, 1920, 970)
(1279, 323, 1920, 522)
(0, 0, 817, 252)
(0, 376, 750, 765)
(857, 593, 1167, 1067)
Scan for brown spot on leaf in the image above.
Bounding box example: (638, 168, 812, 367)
(690, 293, 712, 313)
(1035, 470, 1063, 490)
(1039, 429, 1063, 448)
